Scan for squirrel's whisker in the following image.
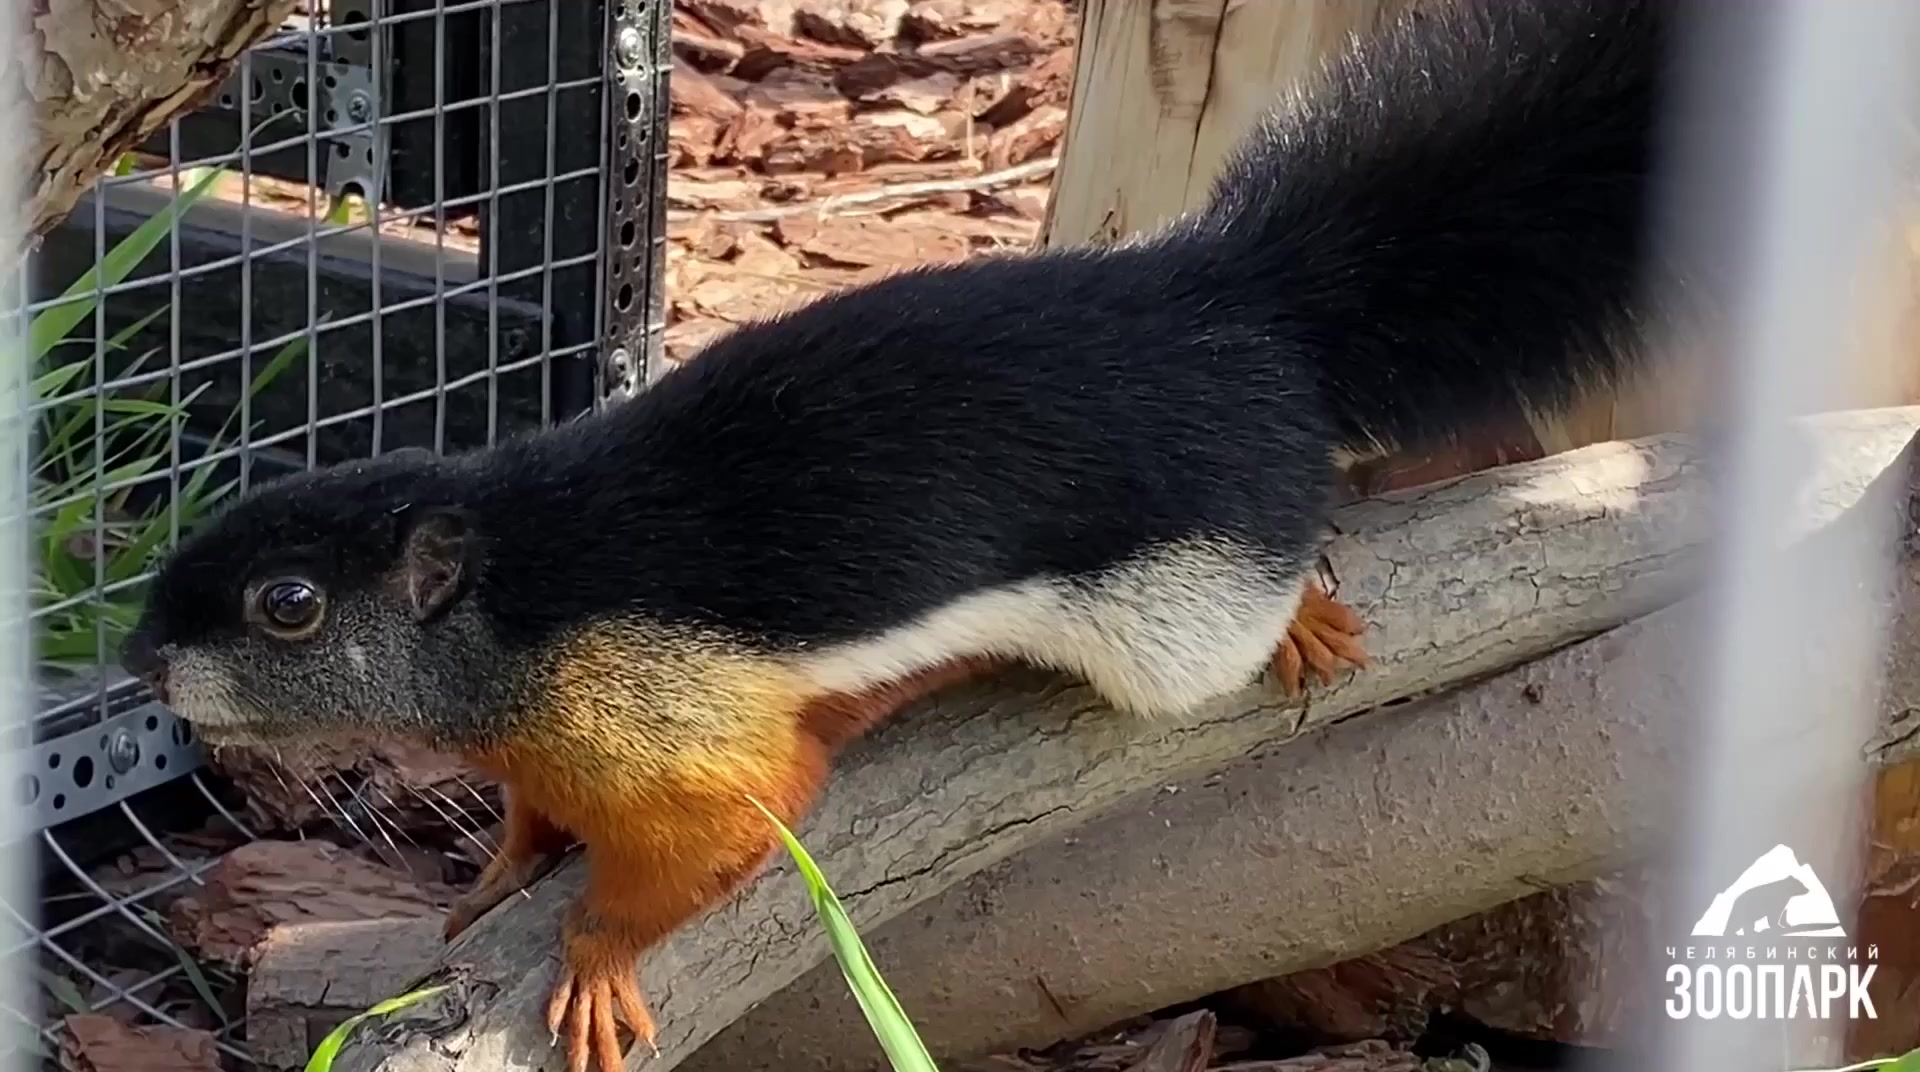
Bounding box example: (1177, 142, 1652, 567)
(314, 774, 380, 854)
(428, 782, 500, 856)
(344, 780, 414, 865)
(365, 783, 424, 848)
(454, 774, 504, 827)
(409, 781, 498, 859)
(291, 774, 349, 834)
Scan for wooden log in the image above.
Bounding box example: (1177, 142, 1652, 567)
(246, 918, 445, 1071)
(691, 445, 1920, 1069)
(19, 0, 301, 246)
(332, 408, 1920, 1072)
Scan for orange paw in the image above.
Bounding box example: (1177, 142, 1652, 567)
(546, 910, 658, 1072)
(1271, 580, 1369, 694)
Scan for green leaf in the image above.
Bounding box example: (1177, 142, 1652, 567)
(104, 517, 173, 586)
(304, 985, 448, 1072)
(25, 150, 307, 680)
(36, 968, 88, 1015)
(35, 627, 110, 667)
(750, 798, 939, 1072)
(29, 165, 225, 362)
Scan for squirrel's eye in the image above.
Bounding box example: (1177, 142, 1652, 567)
(260, 581, 321, 631)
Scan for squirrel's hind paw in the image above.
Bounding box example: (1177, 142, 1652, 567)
(546, 921, 658, 1072)
(1271, 580, 1369, 694)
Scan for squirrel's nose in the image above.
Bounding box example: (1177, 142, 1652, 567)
(119, 630, 170, 705)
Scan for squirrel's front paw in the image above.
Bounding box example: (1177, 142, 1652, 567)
(1271, 579, 1369, 694)
(547, 909, 657, 1072)
(444, 850, 559, 941)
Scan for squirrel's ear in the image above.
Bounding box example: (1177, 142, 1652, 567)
(400, 509, 475, 621)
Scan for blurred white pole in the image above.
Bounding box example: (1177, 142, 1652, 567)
(1651, 0, 1919, 1068)
(0, 0, 34, 1066)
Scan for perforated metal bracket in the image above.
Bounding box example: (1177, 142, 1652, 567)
(197, 15, 388, 202)
(322, 0, 389, 203)
(602, 0, 671, 402)
(22, 696, 207, 833)
(321, 61, 387, 202)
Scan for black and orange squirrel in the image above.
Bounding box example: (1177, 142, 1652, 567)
(121, 0, 1675, 1068)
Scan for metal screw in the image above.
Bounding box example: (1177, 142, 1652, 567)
(346, 92, 372, 124)
(616, 26, 645, 69)
(106, 730, 140, 775)
(606, 347, 641, 398)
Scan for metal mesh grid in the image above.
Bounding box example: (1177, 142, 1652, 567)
(5, 0, 665, 1063)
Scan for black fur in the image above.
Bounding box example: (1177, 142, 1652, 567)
(126, 0, 1673, 675)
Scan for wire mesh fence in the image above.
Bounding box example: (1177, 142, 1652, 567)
(4, 0, 668, 1064)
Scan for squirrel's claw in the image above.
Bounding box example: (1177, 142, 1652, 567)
(1271, 580, 1369, 695)
(546, 957, 658, 1072)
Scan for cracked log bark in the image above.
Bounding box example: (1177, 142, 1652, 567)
(693, 414, 1920, 1070)
(16, 0, 299, 246)
(338, 407, 1920, 1072)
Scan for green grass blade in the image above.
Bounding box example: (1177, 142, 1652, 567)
(32, 361, 88, 400)
(134, 908, 230, 1026)
(1789, 1052, 1920, 1072)
(304, 985, 448, 1072)
(249, 328, 312, 399)
(29, 165, 224, 362)
(36, 969, 88, 1015)
(85, 303, 168, 354)
(96, 398, 187, 419)
(750, 798, 939, 1072)
(195, 321, 315, 454)
(41, 495, 97, 586)
(324, 193, 358, 227)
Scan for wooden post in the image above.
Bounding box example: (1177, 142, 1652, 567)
(1040, 0, 1416, 249)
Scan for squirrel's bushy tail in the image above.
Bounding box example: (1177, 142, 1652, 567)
(1186, 0, 1673, 456)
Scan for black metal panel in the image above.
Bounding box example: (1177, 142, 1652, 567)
(36, 198, 555, 464)
(478, 0, 606, 425)
(386, 0, 486, 211)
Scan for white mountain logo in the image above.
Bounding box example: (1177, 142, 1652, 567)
(1689, 844, 1847, 938)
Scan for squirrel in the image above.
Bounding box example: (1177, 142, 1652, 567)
(120, 0, 1675, 1068)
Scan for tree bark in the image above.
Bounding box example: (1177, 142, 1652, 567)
(690, 415, 1920, 1068)
(18, 0, 299, 246)
(336, 407, 1920, 1072)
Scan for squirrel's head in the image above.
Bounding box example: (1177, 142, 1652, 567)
(121, 448, 503, 748)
